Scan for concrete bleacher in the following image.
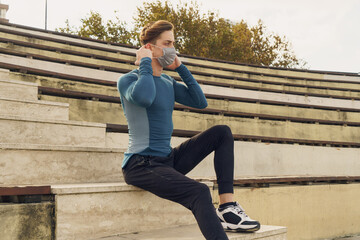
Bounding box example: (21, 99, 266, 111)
(1, 21, 360, 240)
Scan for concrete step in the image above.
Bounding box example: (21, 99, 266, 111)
(0, 143, 125, 185)
(0, 77, 38, 101)
(32, 74, 360, 122)
(97, 224, 287, 240)
(0, 68, 9, 79)
(4, 40, 360, 99)
(333, 235, 360, 240)
(1, 22, 359, 83)
(106, 133, 360, 178)
(0, 97, 69, 121)
(0, 53, 120, 84)
(0, 115, 106, 147)
(2, 53, 360, 111)
(42, 95, 360, 143)
(200, 84, 360, 110)
(51, 182, 213, 240)
(106, 132, 129, 148)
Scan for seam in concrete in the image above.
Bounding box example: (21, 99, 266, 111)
(0, 114, 106, 127)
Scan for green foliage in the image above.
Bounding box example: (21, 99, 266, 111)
(56, 11, 134, 45)
(56, 1, 307, 68)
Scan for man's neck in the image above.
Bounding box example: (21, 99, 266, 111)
(151, 59, 163, 77)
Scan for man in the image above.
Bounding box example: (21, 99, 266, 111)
(117, 20, 260, 240)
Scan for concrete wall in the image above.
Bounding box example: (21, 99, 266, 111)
(9, 71, 360, 122)
(213, 183, 360, 240)
(171, 138, 360, 178)
(39, 95, 360, 143)
(105, 132, 360, 178)
(2, 41, 360, 99)
(2, 53, 360, 110)
(0, 202, 54, 240)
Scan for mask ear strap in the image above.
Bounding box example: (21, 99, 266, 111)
(149, 44, 163, 59)
(150, 44, 161, 49)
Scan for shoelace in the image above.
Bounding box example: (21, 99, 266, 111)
(233, 202, 249, 218)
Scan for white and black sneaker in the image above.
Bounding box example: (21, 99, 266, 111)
(216, 202, 260, 232)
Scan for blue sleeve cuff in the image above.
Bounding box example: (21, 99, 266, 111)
(139, 57, 153, 75)
(175, 64, 197, 85)
(175, 64, 187, 74)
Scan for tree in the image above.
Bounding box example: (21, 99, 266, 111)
(56, 11, 134, 45)
(56, 1, 307, 68)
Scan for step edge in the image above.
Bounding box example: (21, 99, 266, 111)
(106, 224, 287, 240)
(0, 143, 126, 152)
(222, 224, 287, 239)
(51, 182, 137, 195)
(0, 68, 10, 73)
(0, 96, 70, 107)
(51, 181, 214, 195)
(0, 114, 106, 127)
(0, 78, 38, 87)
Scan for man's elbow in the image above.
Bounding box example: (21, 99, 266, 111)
(198, 99, 208, 109)
(134, 92, 156, 108)
(130, 87, 156, 108)
(136, 96, 155, 108)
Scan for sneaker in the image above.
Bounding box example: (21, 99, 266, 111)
(216, 202, 260, 232)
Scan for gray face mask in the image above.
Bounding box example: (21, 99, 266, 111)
(152, 44, 177, 67)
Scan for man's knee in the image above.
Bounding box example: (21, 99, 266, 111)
(212, 125, 233, 140)
(192, 182, 212, 204)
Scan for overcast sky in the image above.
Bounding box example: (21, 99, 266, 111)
(2, 0, 360, 73)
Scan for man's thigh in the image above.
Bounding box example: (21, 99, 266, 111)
(123, 154, 209, 208)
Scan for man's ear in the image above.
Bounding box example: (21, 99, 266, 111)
(145, 43, 151, 49)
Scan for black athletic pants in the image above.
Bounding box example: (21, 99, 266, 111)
(122, 125, 234, 240)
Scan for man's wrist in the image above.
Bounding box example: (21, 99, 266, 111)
(141, 57, 152, 62)
(175, 63, 185, 71)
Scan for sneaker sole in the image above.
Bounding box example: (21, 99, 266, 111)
(221, 222, 261, 233)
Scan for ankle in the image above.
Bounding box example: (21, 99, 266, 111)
(219, 201, 235, 209)
(219, 193, 234, 205)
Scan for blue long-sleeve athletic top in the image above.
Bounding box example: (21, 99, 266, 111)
(117, 57, 208, 168)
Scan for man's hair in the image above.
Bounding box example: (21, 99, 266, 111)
(140, 20, 174, 46)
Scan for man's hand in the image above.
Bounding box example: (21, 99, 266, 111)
(166, 55, 182, 70)
(135, 45, 153, 66)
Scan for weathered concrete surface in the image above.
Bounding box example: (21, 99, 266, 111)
(38, 96, 360, 143)
(0, 143, 125, 185)
(52, 182, 213, 240)
(0, 78, 38, 101)
(9, 71, 360, 122)
(0, 97, 69, 121)
(0, 115, 106, 147)
(184, 63, 360, 91)
(104, 132, 360, 178)
(0, 67, 9, 74)
(2, 53, 360, 110)
(170, 137, 360, 178)
(1, 23, 359, 83)
(214, 183, 360, 240)
(171, 111, 360, 143)
(200, 84, 360, 110)
(0, 53, 120, 83)
(205, 98, 360, 122)
(40, 92, 360, 123)
(2, 41, 360, 98)
(53, 182, 360, 240)
(0, 202, 54, 240)
(333, 236, 360, 240)
(99, 224, 287, 240)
